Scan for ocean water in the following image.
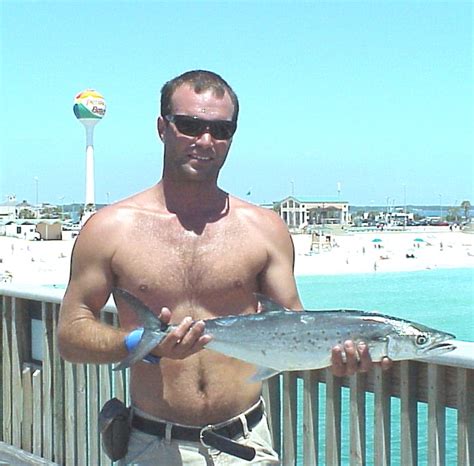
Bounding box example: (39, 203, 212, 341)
(294, 267, 473, 465)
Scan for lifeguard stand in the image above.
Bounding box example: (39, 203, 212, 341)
(310, 231, 332, 253)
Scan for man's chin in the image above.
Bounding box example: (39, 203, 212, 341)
(180, 164, 219, 181)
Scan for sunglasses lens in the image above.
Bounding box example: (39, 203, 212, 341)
(211, 122, 236, 140)
(174, 118, 203, 137)
(168, 115, 236, 140)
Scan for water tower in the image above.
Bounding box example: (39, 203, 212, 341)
(73, 89, 106, 223)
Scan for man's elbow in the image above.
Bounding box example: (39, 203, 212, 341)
(57, 325, 81, 362)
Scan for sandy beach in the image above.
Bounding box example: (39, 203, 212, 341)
(293, 228, 474, 276)
(0, 228, 473, 285)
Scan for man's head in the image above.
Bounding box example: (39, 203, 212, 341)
(160, 70, 239, 123)
(157, 71, 238, 183)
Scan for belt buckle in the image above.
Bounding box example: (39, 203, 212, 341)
(199, 424, 214, 448)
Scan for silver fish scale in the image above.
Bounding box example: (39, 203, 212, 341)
(113, 288, 456, 375)
(204, 310, 395, 371)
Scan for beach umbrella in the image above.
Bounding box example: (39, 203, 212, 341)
(414, 238, 425, 243)
(372, 238, 383, 243)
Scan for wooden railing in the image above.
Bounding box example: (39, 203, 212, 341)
(1, 285, 473, 465)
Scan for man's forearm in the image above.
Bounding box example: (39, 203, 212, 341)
(58, 319, 128, 364)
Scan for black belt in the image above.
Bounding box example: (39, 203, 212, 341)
(131, 400, 264, 461)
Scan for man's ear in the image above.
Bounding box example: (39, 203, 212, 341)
(157, 116, 166, 142)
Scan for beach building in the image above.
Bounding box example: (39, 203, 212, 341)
(0, 196, 18, 220)
(0, 196, 38, 221)
(2, 220, 40, 240)
(274, 196, 350, 230)
(1, 219, 63, 240)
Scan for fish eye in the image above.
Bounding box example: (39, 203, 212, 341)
(416, 334, 429, 346)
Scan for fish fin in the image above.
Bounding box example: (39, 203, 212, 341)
(113, 329, 165, 371)
(254, 293, 287, 313)
(114, 288, 167, 331)
(247, 366, 281, 382)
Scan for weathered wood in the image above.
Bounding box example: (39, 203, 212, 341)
(76, 364, 87, 466)
(302, 371, 318, 465)
(41, 302, 53, 460)
(2, 296, 12, 444)
(326, 369, 342, 466)
(400, 361, 418, 466)
(87, 364, 100, 466)
(428, 364, 446, 466)
(52, 303, 64, 465)
(64, 361, 76, 466)
(99, 311, 114, 465)
(11, 297, 26, 448)
(32, 370, 42, 458)
(349, 372, 366, 466)
(282, 372, 298, 466)
(457, 368, 473, 466)
(21, 367, 33, 452)
(373, 365, 391, 466)
(0, 440, 58, 465)
(99, 363, 112, 465)
(262, 375, 281, 455)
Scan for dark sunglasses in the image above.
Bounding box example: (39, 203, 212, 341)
(164, 114, 237, 140)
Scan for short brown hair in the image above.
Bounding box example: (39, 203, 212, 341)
(161, 70, 239, 122)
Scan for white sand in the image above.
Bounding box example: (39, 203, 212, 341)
(0, 236, 75, 285)
(0, 228, 473, 285)
(293, 228, 474, 276)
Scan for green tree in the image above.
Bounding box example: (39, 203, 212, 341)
(19, 209, 36, 219)
(461, 200, 471, 221)
(446, 207, 460, 223)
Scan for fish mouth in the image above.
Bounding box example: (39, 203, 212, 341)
(426, 341, 456, 353)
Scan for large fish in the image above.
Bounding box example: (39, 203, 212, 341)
(113, 288, 456, 380)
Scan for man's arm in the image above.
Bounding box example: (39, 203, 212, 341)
(58, 209, 209, 364)
(57, 211, 129, 363)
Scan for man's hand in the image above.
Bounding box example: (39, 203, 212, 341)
(149, 308, 212, 360)
(331, 340, 391, 377)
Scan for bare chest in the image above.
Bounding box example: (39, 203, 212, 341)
(112, 215, 267, 308)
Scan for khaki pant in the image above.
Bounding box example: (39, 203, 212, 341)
(119, 405, 279, 465)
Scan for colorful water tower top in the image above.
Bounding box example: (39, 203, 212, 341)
(73, 89, 106, 122)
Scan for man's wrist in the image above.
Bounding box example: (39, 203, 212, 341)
(124, 328, 161, 364)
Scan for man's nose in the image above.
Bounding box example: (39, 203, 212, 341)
(195, 130, 213, 146)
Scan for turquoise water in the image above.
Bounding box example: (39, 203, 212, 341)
(294, 267, 473, 465)
(297, 267, 473, 342)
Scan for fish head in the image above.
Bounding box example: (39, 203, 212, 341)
(386, 321, 456, 360)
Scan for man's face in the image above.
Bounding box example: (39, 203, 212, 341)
(158, 84, 235, 183)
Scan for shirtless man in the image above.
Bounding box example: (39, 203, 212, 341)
(58, 71, 382, 465)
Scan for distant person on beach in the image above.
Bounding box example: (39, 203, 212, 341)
(57, 70, 388, 465)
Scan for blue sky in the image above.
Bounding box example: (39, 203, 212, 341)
(1, 1, 472, 208)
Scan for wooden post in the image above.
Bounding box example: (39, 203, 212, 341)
(457, 368, 473, 466)
(303, 370, 319, 465)
(282, 372, 298, 465)
(2, 296, 13, 444)
(262, 375, 281, 455)
(42, 302, 53, 460)
(326, 369, 342, 466)
(373, 365, 391, 466)
(400, 361, 418, 465)
(350, 372, 366, 465)
(428, 364, 446, 466)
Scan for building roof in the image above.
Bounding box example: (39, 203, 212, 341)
(1, 219, 62, 226)
(276, 196, 349, 204)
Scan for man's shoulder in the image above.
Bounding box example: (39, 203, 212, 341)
(81, 189, 154, 232)
(230, 196, 288, 231)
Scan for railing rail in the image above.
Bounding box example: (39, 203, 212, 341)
(1, 285, 473, 465)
